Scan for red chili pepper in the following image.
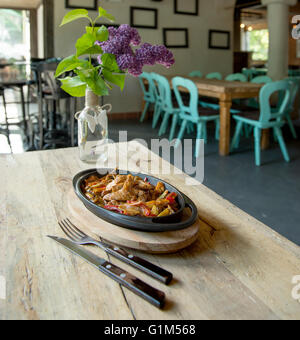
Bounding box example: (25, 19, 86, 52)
(104, 205, 124, 214)
(166, 193, 177, 204)
(140, 204, 151, 217)
(144, 177, 148, 182)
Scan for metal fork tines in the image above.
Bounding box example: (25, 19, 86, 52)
(58, 219, 173, 285)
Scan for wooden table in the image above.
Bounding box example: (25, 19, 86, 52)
(144, 76, 264, 156)
(1, 142, 300, 320)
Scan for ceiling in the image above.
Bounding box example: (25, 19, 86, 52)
(0, 0, 42, 9)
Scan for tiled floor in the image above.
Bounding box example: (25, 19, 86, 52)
(1, 94, 300, 245)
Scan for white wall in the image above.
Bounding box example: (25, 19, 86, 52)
(53, 0, 235, 113)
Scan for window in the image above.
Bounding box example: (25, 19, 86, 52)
(242, 29, 269, 61)
(0, 9, 31, 62)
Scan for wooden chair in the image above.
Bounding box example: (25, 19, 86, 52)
(189, 71, 203, 78)
(231, 80, 293, 166)
(152, 74, 180, 137)
(151, 73, 172, 130)
(35, 62, 75, 149)
(139, 72, 156, 123)
(225, 73, 247, 82)
(171, 77, 220, 157)
(283, 77, 299, 139)
(205, 72, 222, 80)
(0, 86, 10, 147)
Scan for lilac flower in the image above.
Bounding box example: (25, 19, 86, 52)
(116, 54, 135, 70)
(153, 45, 175, 68)
(135, 43, 156, 66)
(97, 24, 175, 77)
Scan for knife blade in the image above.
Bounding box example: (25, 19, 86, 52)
(48, 236, 166, 309)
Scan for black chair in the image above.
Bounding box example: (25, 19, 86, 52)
(34, 62, 76, 150)
(0, 86, 11, 148)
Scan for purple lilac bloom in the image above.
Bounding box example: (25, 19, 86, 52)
(97, 25, 175, 77)
(135, 43, 156, 66)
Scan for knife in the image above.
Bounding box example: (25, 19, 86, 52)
(90, 239, 174, 285)
(48, 236, 166, 309)
(59, 218, 173, 285)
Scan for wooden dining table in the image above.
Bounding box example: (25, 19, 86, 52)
(143, 76, 264, 156)
(1, 141, 300, 320)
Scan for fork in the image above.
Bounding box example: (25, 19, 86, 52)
(58, 219, 173, 285)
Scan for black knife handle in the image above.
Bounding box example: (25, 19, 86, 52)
(98, 261, 166, 309)
(102, 244, 173, 285)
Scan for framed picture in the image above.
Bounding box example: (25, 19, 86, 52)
(130, 7, 158, 29)
(163, 28, 189, 48)
(93, 23, 120, 29)
(174, 0, 199, 16)
(65, 0, 97, 11)
(209, 30, 231, 50)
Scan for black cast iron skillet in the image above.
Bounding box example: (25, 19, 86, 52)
(73, 169, 198, 232)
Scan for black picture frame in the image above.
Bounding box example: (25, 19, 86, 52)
(208, 30, 231, 50)
(130, 7, 158, 30)
(163, 28, 189, 49)
(65, 0, 97, 11)
(92, 23, 120, 29)
(174, 0, 199, 16)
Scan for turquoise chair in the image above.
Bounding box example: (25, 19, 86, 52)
(245, 76, 273, 110)
(151, 74, 180, 137)
(284, 77, 299, 139)
(243, 76, 273, 137)
(189, 71, 203, 78)
(171, 77, 220, 157)
(231, 80, 293, 166)
(206, 72, 222, 80)
(225, 73, 247, 82)
(242, 68, 252, 81)
(151, 72, 168, 129)
(251, 75, 273, 84)
(139, 72, 156, 123)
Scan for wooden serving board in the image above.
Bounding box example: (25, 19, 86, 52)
(67, 190, 200, 254)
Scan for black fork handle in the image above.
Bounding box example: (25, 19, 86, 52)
(99, 242, 173, 285)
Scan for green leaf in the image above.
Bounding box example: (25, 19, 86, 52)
(60, 9, 90, 27)
(102, 69, 126, 91)
(59, 76, 87, 97)
(76, 33, 94, 56)
(96, 25, 109, 42)
(85, 26, 95, 36)
(77, 68, 109, 96)
(98, 7, 115, 22)
(92, 76, 109, 96)
(55, 55, 90, 78)
(76, 33, 102, 56)
(101, 53, 120, 73)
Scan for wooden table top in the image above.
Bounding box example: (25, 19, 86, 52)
(167, 75, 262, 93)
(148, 75, 263, 100)
(1, 142, 300, 320)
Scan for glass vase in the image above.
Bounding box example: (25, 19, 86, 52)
(75, 88, 111, 163)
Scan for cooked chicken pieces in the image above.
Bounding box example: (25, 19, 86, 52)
(82, 172, 179, 218)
